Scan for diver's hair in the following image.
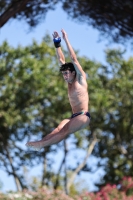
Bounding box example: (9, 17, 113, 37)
(60, 62, 76, 72)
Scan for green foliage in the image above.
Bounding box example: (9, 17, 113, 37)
(88, 49, 133, 187)
(62, 0, 133, 44)
(0, 0, 59, 27)
(1, 0, 133, 43)
(0, 33, 133, 193)
(0, 34, 93, 192)
(0, 34, 71, 189)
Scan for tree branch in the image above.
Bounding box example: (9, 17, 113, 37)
(54, 141, 68, 190)
(0, 0, 31, 28)
(4, 145, 22, 191)
(67, 135, 99, 191)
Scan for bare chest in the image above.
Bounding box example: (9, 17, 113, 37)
(68, 81, 86, 101)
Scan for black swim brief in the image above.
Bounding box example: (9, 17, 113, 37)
(71, 111, 91, 119)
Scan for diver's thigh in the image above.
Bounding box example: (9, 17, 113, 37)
(63, 115, 90, 133)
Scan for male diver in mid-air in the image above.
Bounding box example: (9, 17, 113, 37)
(26, 29, 90, 151)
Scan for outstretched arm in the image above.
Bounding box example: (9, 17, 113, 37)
(61, 29, 86, 78)
(53, 31, 65, 66)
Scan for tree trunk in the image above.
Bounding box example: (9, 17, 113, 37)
(64, 140, 68, 195)
(41, 155, 47, 186)
(67, 135, 99, 192)
(5, 146, 22, 191)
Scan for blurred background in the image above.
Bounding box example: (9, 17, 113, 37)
(0, 1, 133, 199)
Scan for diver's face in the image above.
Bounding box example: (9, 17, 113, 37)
(62, 70, 75, 83)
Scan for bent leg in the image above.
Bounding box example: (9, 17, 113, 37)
(26, 118, 70, 151)
(26, 115, 90, 151)
(49, 118, 70, 135)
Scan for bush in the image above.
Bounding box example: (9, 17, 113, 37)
(1, 177, 133, 200)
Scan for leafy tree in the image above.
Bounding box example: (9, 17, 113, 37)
(62, 0, 133, 43)
(0, 0, 58, 28)
(1, 0, 133, 43)
(88, 49, 133, 188)
(0, 34, 97, 193)
(0, 34, 69, 191)
(1, 32, 133, 194)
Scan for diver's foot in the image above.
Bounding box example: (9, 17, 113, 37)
(25, 141, 43, 151)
